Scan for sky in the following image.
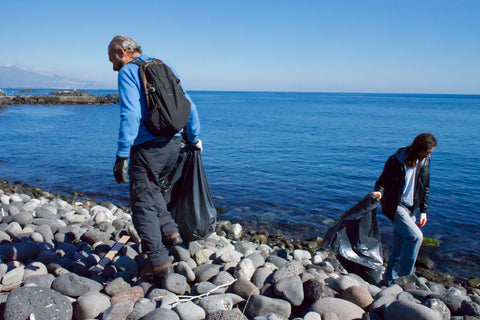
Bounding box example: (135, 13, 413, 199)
(1, 0, 479, 94)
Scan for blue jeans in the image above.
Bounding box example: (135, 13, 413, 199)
(384, 205, 423, 281)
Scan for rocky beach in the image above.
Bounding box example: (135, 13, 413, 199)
(0, 180, 479, 320)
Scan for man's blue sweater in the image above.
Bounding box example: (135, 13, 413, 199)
(116, 54, 200, 157)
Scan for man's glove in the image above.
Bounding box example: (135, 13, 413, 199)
(113, 156, 129, 184)
(372, 191, 382, 200)
(191, 139, 203, 152)
(417, 213, 427, 228)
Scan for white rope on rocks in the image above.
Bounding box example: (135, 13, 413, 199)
(155, 279, 238, 308)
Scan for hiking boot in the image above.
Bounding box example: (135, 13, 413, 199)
(139, 261, 173, 281)
(163, 232, 183, 247)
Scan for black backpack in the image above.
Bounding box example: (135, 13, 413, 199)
(130, 58, 191, 137)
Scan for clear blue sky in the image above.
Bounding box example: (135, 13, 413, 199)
(2, 0, 479, 94)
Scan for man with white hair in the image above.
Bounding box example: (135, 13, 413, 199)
(108, 35, 201, 280)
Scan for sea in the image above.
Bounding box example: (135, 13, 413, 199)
(1, 88, 479, 278)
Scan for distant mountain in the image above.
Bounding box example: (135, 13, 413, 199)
(0, 65, 111, 89)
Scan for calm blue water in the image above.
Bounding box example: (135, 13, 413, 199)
(1, 90, 479, 277)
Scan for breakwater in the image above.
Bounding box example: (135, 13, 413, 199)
(0, 180, 479, 319)
(0, 90, 118, 106)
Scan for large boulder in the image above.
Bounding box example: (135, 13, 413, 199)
(3, 287, 73, 320)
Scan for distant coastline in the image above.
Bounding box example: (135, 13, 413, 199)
(0, 89, 119, 106)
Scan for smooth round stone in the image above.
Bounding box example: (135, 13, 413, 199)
(304, 311, 322, 320)
(272, 260, 304, 282)
(232, 278, 260, 299)
(293, 249, 312, 261)
(162, 273, 187, 295)
(273, 275, 304, 306)
(384, 299, 442, 320)
(193, 263, 221, 282)
(3, 286, 73, 320)
(339, 285, 374, 309)
(174, 301, 206, 320)
(127, 298, 156, 320)
(425, 299, 451, 320)
(104, 277, 132, 297)
(246, 251, 265, 268)
(311, 297, 365, 320)
(234, 258, 256, 280)
(176, 261, 195, 282)
(252, 267, 273, 288)
(52, 272, 103, 298)
(197, 294, 233, 314)
(141, 307, 180, 320)
(74, 292, 111, 320)
(110, 286, 145, 305)
(23, 261, 47, 280)
(11, 211, 34, 226)
(102, 301, 134, 320)
(23, 273, 56, 288)
(2, 266, 25, 286)
(192, 281, 218, 295)
(244, 294, 291, 319)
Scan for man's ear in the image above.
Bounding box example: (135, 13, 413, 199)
(117, 48, 126, 58)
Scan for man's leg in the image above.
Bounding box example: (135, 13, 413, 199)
(129, 138, 180, 266)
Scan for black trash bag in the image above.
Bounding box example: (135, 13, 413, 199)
(323, 194, 384, 283)
(165, 144, 216, 242)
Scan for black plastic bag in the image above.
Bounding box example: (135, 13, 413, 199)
(323, 194, 384, 283)
(165, 144, 216, 242)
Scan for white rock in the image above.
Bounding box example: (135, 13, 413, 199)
(9, 194, 23, 203)
(91, 205, 114, 223)
(0, 195, 10, 205)
(293, 249, 312, 261)
(22, 199, 41, 212)
(234, 258, 256, 280)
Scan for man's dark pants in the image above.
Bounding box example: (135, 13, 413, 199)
(128, 137, 180, 266)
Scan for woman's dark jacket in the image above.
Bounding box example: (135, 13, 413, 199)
(374, 146, 430, 221)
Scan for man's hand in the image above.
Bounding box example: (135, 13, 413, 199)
(417, 213, 427, 228)
(372, 191, 382, 200)
(113, 156, 129, 184)
(192, 139, 203, 152)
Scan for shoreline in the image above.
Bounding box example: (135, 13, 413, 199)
(0, 90, 119, 106)
(0, 179, 476, 287)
